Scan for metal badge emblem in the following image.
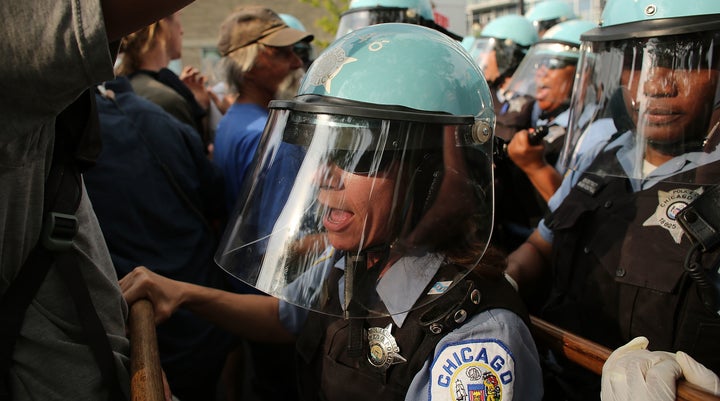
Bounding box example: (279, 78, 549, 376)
(643, 188, 702, 244)
(306, 47, 357, 92)
(367, 323, 407, 370)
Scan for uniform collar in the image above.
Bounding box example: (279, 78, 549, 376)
(335, 252, 444, 327)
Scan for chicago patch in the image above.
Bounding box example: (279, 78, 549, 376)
(430, 339, 514, 401)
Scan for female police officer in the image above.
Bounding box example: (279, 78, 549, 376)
(121, 23, 542, 400)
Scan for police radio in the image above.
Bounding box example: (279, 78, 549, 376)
(492, 125, 550, 164)
(527, 125, 550, 146)
(677, 185, 720, 316)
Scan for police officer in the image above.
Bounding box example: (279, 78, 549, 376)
(506, 0, 720, 399)
(506, 19, 597, 202)
(121, 23, 543, 401)
(469, 15, 541, 252)
(469, 14, 539, 141)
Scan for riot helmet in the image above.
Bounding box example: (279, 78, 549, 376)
(559, 0, 720, 185)
(525, 0, 577, 36)
(470, 14, 539, 87)
(335, 0, 461, 40)
(214, 23, 496, 319)
(506, 19, 596, 113)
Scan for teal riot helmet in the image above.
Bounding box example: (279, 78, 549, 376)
(470, 14, 539, 87)
(279, 13, 306, 31)
(559, 0, 720, 185)
(524, 0, 577, 36)
(214, 23, 496, 319)
(505, 19, 596, 111)
(335, 0, 462, 40)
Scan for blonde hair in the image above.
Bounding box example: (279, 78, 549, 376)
(115, 21, 167, 76)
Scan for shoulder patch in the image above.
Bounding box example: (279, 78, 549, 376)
(429, 339, 515, 401)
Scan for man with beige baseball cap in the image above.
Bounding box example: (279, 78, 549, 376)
(212, 5, 313, 401)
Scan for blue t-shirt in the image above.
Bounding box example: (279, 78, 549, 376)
(213, 102, 269, 212)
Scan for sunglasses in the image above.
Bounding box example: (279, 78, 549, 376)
(327, 150, 399, 175)
(537, 57, 575, 70)
(620, 36, 720, 71)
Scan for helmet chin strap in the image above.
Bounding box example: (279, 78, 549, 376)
(645, 137, 704, 157)
(343, 244, 390, 320)
(343, 248, 388, 358)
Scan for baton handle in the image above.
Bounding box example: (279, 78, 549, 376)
(129, 299, 165, 401)
(530, 316, 720, 401)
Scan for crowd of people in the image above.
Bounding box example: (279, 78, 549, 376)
(2, 0, 720, 400)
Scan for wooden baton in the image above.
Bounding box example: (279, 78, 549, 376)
(129, 299, 165, 401)
(530, 315, 720, 401)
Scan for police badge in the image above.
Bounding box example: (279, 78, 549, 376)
(643, 188, 703, 244)
(367, 324, 407, 370)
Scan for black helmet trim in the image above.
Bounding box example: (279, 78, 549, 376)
(534, 17, 570, 33)
(582, 14, 720, 41)
(338, 6, 462, 40)
(339, 6, 418, 20)
(536, 38, 581, 49)
(477, 36, 532, 52)
(269, 95, 475, 125)
(424, 20, 463, 41)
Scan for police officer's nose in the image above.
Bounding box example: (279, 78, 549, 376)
(643, 66, 678, 98)
(315, 162, 344, 190)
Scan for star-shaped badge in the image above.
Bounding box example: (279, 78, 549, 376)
(507, 96, 528, 113)
(306, 47, 357, 92)
(367, 323, 407, 370)
(642, 188, 702, 244)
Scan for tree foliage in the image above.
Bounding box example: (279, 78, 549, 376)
(298, 0, 350, 48)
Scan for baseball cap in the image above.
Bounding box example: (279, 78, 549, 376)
(218, 5, 314, 56)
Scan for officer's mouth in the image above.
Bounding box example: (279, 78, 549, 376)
(323, 207, 354, 232)
(636, 107, 682, 125)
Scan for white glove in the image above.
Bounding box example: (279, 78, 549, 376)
(601, 337, 680, 401)
(676, 351, 720, 396)
(601, 336, 720, 401)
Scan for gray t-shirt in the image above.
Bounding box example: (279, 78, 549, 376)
(0, 1, 131, 399)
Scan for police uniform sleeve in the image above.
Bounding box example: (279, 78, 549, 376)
(405, 308, 543, 401)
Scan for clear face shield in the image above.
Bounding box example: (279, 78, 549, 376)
(505, 42, 579, 102)
(470, 37, 521, 85)
(560, 31, 720, 184)
(214, 97, 495, 318)
(469, 37, 497, 76)
(336, 8, 421, 39)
